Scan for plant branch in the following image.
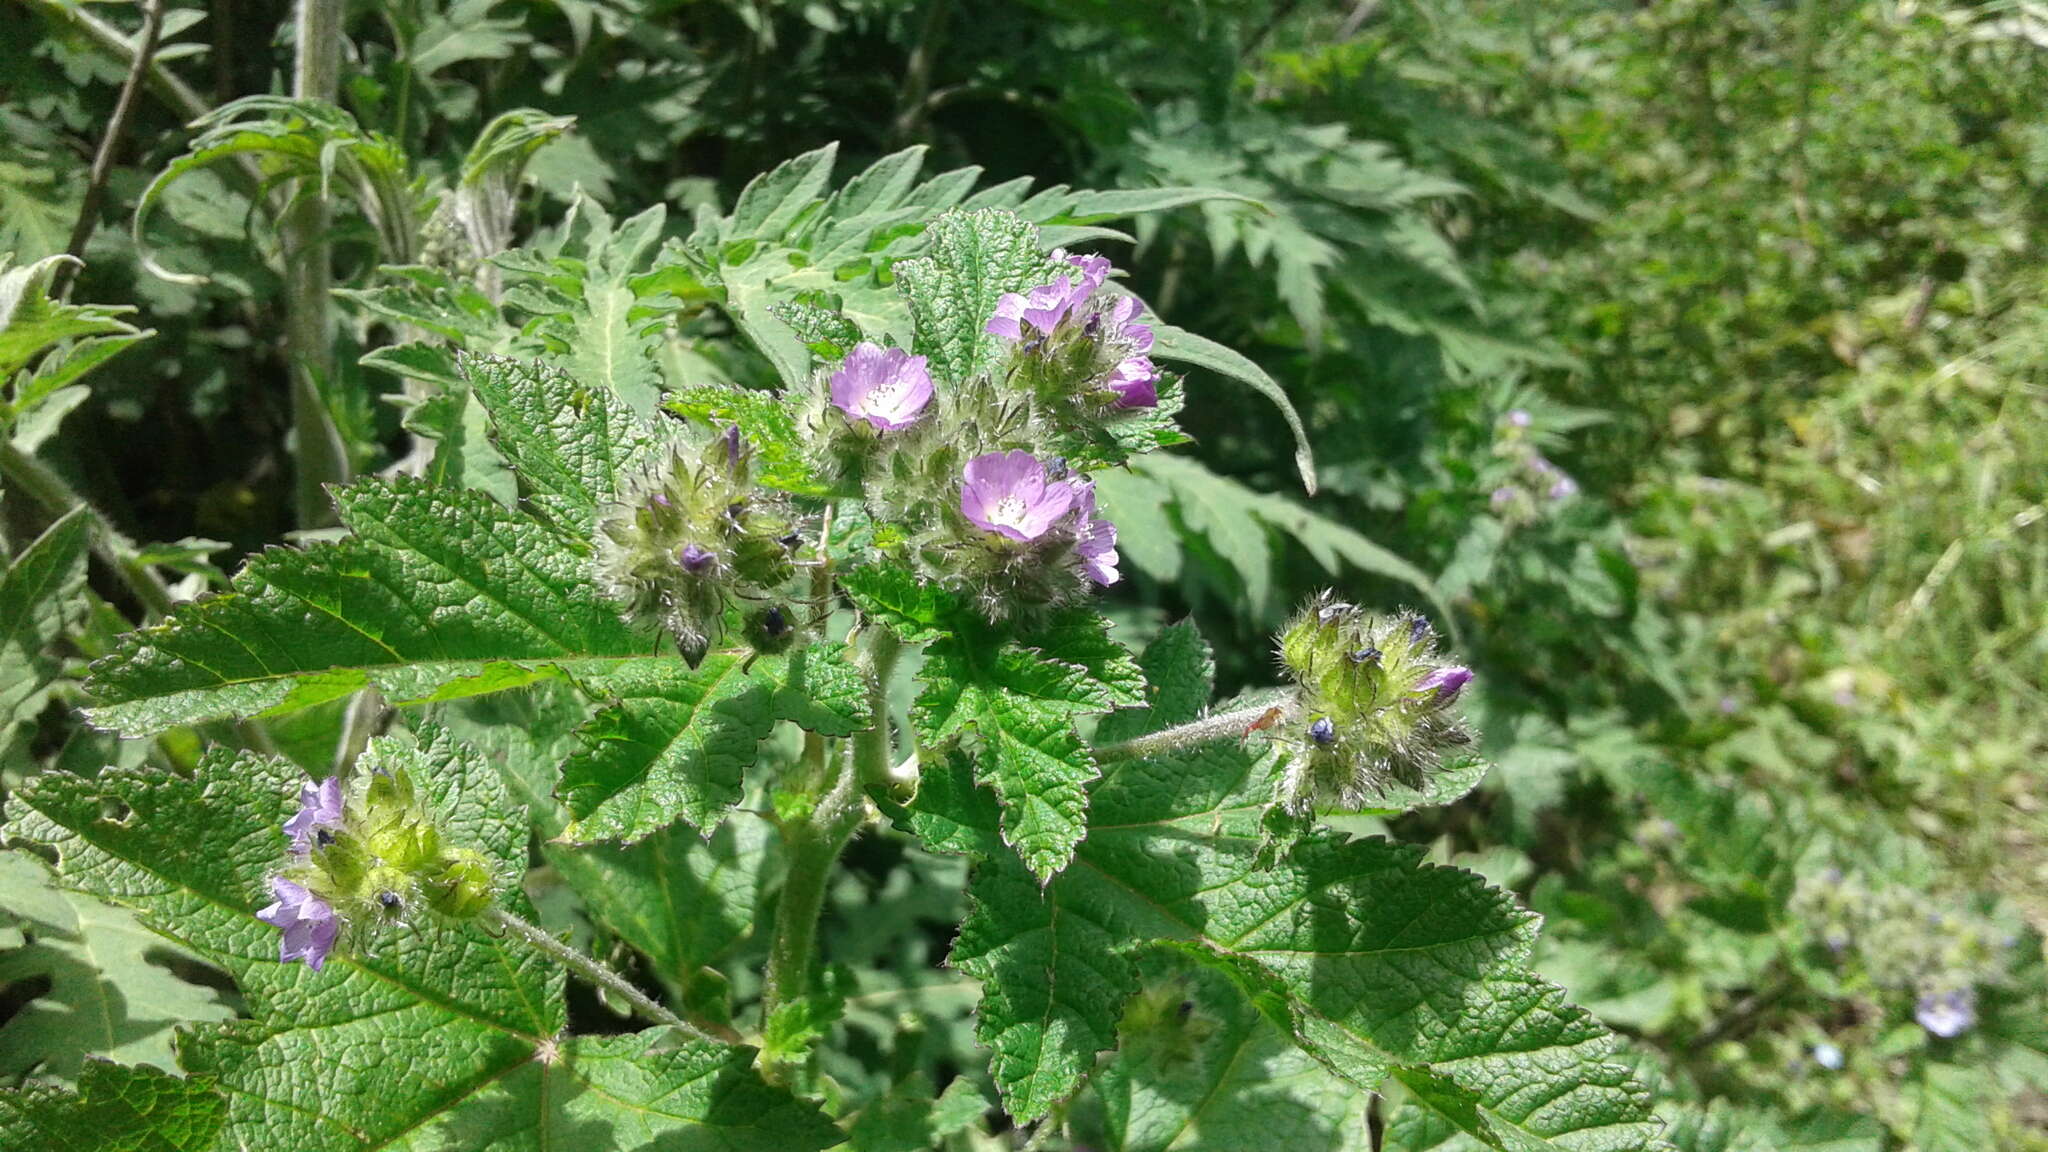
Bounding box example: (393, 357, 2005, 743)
(56, 0, 165, 298)
(21, 0, 209, 122)
(1090, 700, 1291, 766)
(487, 907, 721, 1044)
(0, 439, 174, 620)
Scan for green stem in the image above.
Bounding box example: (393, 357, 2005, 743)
(761, 741, 861, 1039)
(1090, 700, 1290, 766)
(0, 439, 174, 620)
(488, 907, 720, 1044)
(851, 627, 900, 793)
(285, 0, 350, 529)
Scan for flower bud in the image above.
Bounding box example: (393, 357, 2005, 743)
(595, 432, 799, 664)
(258, 764, 502, 970)
(1273, 593, 1476, 812)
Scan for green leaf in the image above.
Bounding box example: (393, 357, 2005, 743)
(558, 654, 780, 842)
(912, 610, 1143, 879)
(83, 475, 644, 736)
(840, 565, 958, 643)
(508, 199, 672, 415)
(462, 352, 661, 528)
(1, 255, 149, 427)
(456, 687, 773, 1000)
(1914, 1063, 1997, 1152)
(895, 208, 1046, 387)
(728, 143, 839, 241)
(1056, 186, 1262, 224)
(1105, 453, 1453, 631)
(1071, 950, 1374, 1152)
(1147, 320, 1316, 493)
(558, 643, 870, 842)
(934, 626, 1659, 1144)
(0, 852, 233, 1080)
(0, 1061, 224, 1151)
(668, 379, 830, 497)
(1, 507, 89, 738)
(3, 728, 832, 1150)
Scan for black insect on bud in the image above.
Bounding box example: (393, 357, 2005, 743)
(1274, 593, 1477, 812)
(595, 431, 798, 662)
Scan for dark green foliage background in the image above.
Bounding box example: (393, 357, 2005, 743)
(2, 1, 2043, 1149)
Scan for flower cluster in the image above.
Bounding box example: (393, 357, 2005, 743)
(595, 427, 800, 665)
(1792, 866, 2022, 1039)
(1272, 594, 1474, 812)
(1488, 408, 1578, 518)
(942, 449, 1118, 617)
(257, 769, 498, 971)
(987, 250, 1160, 410)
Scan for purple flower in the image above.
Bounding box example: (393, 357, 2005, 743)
(1490, 486, 1516, 510)
(284, 777, 345, 855)
(1415, 666, 1473, 702)
(829, 342, 934, 432)
(1812, 1042, 1844, 1071)
(1506, 409, 1532, 428)
(960, 451, 1076, 542)
(722, 424, 743, 470)
(1106, 295, 1153, 352)
(678, 543, 715, 573)
(1309, 717, 1337, 746)
(1916, 988, 1975, 1038)
(1072, 483, 1120, 585)
(257, 877, 339, 971)
(1105, 355, 1160, 408)
(1548, 475, 1579, 501)
(1057, 249, 1111, 293)
(986, 276, 1088, 341)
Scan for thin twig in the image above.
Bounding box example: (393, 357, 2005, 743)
(1091, 701, 1290, 766)
(56, 0, 166, 298)
(21, 0, 209, 122)
(487, 907, 723, 1044)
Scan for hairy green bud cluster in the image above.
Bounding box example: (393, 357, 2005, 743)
(280, 768, 498, 936)
(1274, 593, 1475, 812)
(594, 428, 800, 665)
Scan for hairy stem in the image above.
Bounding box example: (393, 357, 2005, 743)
(1090, 700, 1291, 766)
(56, 0, 164, 298)
(285, 0, 350, 529)
(851, 627, 900, 794)
(487, 907, 720, 1044)
(0, 440, 174, 620)
(761, 740, 862, 1047)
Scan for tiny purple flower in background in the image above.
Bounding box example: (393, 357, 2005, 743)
(1506, 409, 1532, 428)
(830, 342, 934, 432)
(1490, 486, 1516, 510)
(1812, 1042, 1844, 1071)
(961, 451, 1076, 542)
(1718, 693, 1741, 715)
(678, 543, 715, 573)
(1105, 355, 1160, 408)
(257, 877, 339, 971)
(1309, 717, 1338, 746)
(284, 777, 344, 855)
(1548, 475, 1579, 501)
(1415, 666, 1473, 702)
(1072, 483, 1120, 585)
(1916, 988, 1975, 1038)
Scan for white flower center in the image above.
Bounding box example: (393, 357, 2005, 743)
(862, 377, 909, 413)
(989, 495, 1030, 528)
